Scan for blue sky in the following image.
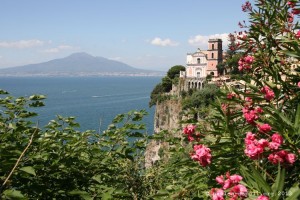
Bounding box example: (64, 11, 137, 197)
(0, 0, 251, 71)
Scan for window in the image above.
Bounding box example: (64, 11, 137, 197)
(212, 53, 214, 59)
(212, 44, 215, 50)
(197, 58, 200, 64)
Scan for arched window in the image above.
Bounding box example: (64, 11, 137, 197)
(197, 58, 200, 64)
(212, 53, 214, 59)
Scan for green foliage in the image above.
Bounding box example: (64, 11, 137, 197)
(182, 84, 220, 118)
(216, 62, 226, 75)
(226, 53, 243, 74)
(0, 92, 152, 199)
(146, 0, 300, 199)
(149, 65, 185, 107)
(166, 65, 185, 80)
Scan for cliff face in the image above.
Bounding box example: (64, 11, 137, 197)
(145, 98, 182, 168)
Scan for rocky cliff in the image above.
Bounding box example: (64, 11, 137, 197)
(145, 98, 182, 168)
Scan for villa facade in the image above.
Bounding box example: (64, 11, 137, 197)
(180, 38, 223, 90)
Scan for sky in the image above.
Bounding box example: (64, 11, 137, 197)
(0, 0, 251, 71)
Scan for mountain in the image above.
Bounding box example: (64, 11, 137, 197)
(0, 52, 164, 76)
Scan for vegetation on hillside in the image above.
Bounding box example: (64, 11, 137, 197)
(149, 65, 185, 107)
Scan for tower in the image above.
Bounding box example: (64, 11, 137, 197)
(206, 39, 223, 76)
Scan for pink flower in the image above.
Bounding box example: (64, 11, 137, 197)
(296, 30, 300, 39)
(288, 1, 296, 8)
(292, 9, 300, 14)
(227, 92, 236, 99)
(229, 184, 248, 198)
(183, 124, 196, 135)
(216, 175, 224, 185)
(286, 153, 297, 164)
(256, 195, 270, 200)
(271, 133, 283, 144)
(191, 144, 212, 167)
(242, 1, 252, 12)
(238, 55, 254, 71)
(258, 123, 272, 133)
(244, 55, 254, 63)
(245, 132, 255, 141)
(229, 174, 243, 184)
(223, 179, 232, 190)
(268, 142, 281, 150)
(243, 108, 259, 124)
(261, 86, 275, 101)
(298, 81, 300, 87)
(210, 188, 225, 200)
(221, 103, 228, 113)
(245, 142, 264, 159)
(245, 97, 253, 104)
(258, 139, 269, 148)
(268, 153, 283, 164)
(288, 12, 294, 23)
(268, 150, 293, 165)
(183, 124, 198, 141)
(187, 134, 195, 142)
(255, 106, 263, 114)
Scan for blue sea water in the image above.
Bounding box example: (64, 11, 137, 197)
(0, 76, 161, 134)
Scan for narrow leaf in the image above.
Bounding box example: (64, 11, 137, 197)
(19, 166, 36, 176)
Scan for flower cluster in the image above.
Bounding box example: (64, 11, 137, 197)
(183, 124, 201, 142)
(256, 195, 269, 200)
(260, 86, 275, 101)
(288, 1, 300, 14)
(238, 55, 254, 71)
(183, 125, 212, 167)
(268, 150, 296, 165)
(190, 144, 212, 167)
(287, 12, 294, 23)
(244, 131, 297, 165)
(210, 172, 248, 200)
(241, 1, 252, 12)
(242, 106, 263, 125)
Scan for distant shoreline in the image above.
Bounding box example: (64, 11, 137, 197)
(0, 72, 165, 77)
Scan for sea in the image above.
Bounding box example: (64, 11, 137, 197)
(0, 76, 162, 134)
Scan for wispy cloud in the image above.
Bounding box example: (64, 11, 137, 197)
(0, 39, 45, 49)
(43, 45, 78, 53)
(150, 37, 179, 47)
(188, 33, 229, 49)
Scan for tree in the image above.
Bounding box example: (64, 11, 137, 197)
(166, 65, 185, 79)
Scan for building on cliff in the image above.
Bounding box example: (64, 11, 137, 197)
(180, 38, 223, 91)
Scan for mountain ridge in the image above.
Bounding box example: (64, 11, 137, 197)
(0, 52, 164, 77)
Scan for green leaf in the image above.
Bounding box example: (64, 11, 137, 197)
(69, 190, 92, 200)
(282, 50, 300, 58)
(92, 174, 102, 184)
(250, 165, 271, 193)
(151, 190, 169, 197)
(286, 184, 300, 200)
(19, 166, 36, 176)
(113, 114, 125, 123)
(294, 104, 300, 131)
(0, 89, 9, 94)
(29, 94, 46, 100)
(3, 189, 25, 199)
(271, 165, 285, 198)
